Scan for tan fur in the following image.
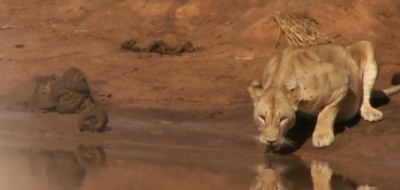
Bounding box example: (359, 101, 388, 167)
(249, 41, 400, 149)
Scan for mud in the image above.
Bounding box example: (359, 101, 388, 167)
(121, 39, 198, 55)
(1, 0, 400, 189)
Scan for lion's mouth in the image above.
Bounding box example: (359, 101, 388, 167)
(264, 143, 281, 152)
(263, 138, 296, 153)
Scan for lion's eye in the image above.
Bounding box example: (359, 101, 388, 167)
(258, 115, 266, 122)
(279, 117, 287, 124)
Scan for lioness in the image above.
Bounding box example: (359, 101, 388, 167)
(248, 41, 400, 151)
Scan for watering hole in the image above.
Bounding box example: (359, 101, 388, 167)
(0, 135, 397, 190)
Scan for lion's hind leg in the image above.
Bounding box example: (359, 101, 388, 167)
(356, 42, 383, 122)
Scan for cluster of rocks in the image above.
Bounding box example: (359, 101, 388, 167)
(32, 67, 108, 132)
(121, 39, 198, 55)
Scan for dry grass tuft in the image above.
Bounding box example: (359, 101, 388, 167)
(274, 14, 335, 47)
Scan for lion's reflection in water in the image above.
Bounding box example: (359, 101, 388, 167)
(28, 145, 106, 189)
(250, 155, 377, 190)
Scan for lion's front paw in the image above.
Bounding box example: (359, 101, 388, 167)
(312, 129, 334, 148)
(361, 106, 383, 122)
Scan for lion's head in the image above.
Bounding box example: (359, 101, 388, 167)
(248, 81, 296, 152)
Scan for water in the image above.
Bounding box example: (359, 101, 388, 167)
(0, 140, 392, 190)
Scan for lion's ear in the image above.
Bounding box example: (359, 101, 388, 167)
(248, 80, 263, 104)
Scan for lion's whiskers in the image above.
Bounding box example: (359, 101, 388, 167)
(278, 138, 296, 150)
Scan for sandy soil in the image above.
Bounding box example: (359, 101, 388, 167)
(1, 0, 400, 180)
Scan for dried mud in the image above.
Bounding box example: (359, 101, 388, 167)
(121, 39, 198, 55)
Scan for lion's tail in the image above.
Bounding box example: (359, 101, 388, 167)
(382, 73, 400, 96)
(383, 85, 400, 96)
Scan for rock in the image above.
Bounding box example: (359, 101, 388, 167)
(62, 67, 90, 94)
(32, 67, 109, 132)
(32, 76, 58, 111)
(50, 77, 70, 100)
(57, 91, 85, 113)
(78, 101, 108, 132)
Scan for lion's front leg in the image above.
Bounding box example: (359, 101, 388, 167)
(312, 107, 337, 148)
(312, 86, 348, 148)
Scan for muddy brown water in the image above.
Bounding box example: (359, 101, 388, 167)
(0, 137, 392, 190)
(0, 111, 399, 189)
